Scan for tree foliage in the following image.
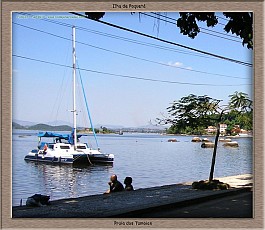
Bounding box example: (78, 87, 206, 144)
(177, 12, 253, 49)
(159, 92, 252, 135)
(177, 13, 218, 39)
(157, 94, 222, 134)
(228, 91, 253, 112)
(223, 13, 253, 49)
(85, 12, 105, 20)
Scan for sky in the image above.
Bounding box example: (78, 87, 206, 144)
(12, 12, 253, 128)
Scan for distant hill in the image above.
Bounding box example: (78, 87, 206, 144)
(29, 124, 72, 131)
(12, 122, 25, 129)
(12, 122, 72, 131)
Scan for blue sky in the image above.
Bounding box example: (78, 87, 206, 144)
(12, 12, 252, 128)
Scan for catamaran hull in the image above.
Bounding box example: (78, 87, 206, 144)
(25, 155, 76, 164)
(24, 153, 114, 165)
(89, 156, 114, 164)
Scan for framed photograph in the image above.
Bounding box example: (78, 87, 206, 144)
(1, 0, 263, 228)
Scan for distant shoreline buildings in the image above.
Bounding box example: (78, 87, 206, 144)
(206, 124, 252, 136)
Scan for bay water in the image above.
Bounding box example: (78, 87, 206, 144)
(12, 130, 252, 206)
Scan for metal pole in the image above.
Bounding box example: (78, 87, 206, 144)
(72, 26, 77, 149)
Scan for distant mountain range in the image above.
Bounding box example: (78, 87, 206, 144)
(12, 122, 72, 131)
(12, 119, 72, 127)
(12, 119, 167, 132)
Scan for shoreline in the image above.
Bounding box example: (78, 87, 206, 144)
(13, 128, 253, 137)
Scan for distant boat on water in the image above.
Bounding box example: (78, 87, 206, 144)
(24, 26, 114, 165)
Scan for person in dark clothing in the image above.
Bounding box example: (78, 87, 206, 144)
(106, 174, 124, 193)
(124, 176, 134, 191)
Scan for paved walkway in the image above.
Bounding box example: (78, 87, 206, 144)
(12, 174, 252, 218)
(133, 191, 253, 218)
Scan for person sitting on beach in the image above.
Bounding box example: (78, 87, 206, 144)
(105, 174, 124, 193)
(124, 177, 134, 191)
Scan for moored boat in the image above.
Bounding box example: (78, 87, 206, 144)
(24, 26, 114, 165)
(25, 131, 114, 165)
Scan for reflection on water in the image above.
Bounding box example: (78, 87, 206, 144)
(12, 131, 252, 206)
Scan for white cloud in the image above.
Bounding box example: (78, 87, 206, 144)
(167, 61, 193, 70)
(168, 61, 183, 67)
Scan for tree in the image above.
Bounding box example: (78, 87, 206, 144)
(229, 91, 253, 112)
(84, 12, 253, 49)
(158, 91, 252, 182)
(157, 94, 221, 132)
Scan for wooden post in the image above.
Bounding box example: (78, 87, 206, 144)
(209, 111, 223, 181)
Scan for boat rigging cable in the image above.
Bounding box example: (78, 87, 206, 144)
(76, 59, 100, 150)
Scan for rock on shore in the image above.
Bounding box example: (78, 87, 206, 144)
(201, 142, 215, 148)
(223, 141, 239, 147)
(192, 137, 202, 142)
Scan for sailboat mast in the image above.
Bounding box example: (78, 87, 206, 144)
(72, 26, 77, 149)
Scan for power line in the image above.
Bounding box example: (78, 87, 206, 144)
(13, 22, 249, 80)
(12, 54, 251, 87)
(145, 12, 241, 42)
(70, 12, 252, 67)
(16, 12, 243, 64)
(151, 12, 237, 39)
(17, 12, 218, 60)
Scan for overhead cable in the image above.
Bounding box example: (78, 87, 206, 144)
(69, 12, 252, 67)
(143, 12, 241, 43)
(13, 54, 252, 87)
(150, 12, 239, 39)
(13, 22, 248, 80)
(16, 12, 244, 63)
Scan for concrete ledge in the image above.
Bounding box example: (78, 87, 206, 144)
(110, 187, 251, 218)
(12, 174, 252, 218)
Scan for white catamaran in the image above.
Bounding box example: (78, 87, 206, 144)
(24, 26, 114, 165)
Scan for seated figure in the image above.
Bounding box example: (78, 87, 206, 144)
(124, 176, 134, 191)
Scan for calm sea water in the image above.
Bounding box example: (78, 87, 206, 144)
(12, 130, 252, 206)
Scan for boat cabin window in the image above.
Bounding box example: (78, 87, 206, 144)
(77, 145, 87, 149)
(60, 145, 70, 149)
(48, 144, 54, 149)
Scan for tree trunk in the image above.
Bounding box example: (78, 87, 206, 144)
(209, 123, 221, 181)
